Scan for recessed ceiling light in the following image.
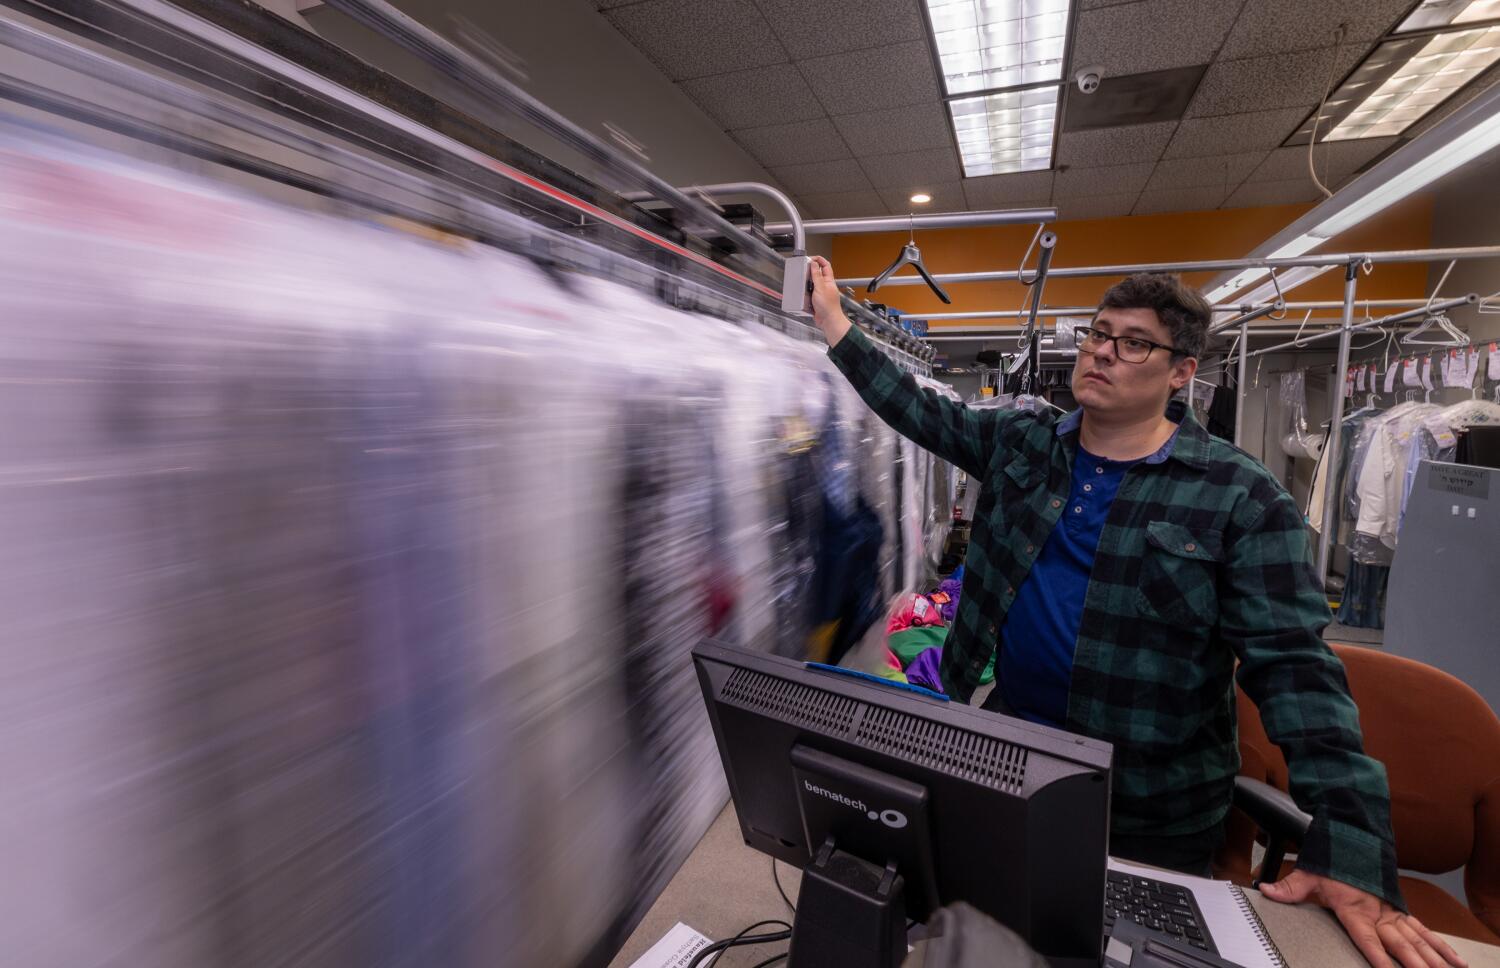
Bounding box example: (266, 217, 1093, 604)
(910, 193, 933, 204)
(948, 87, 1059, 177)
(922, 0, 1072, 175)
(925, 0, 1071, 96)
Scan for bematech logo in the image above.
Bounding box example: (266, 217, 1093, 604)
(803, 780, 908, 829)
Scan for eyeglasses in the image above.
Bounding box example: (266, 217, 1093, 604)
(1071, 326, 1179, 364)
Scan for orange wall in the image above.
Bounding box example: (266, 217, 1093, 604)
(831, 195, 1435, 329)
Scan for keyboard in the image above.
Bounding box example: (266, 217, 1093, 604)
(1105, 870, 1218, 955)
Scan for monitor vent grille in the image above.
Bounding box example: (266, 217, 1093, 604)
(854, 707, 1027, 792)
(720, 668, 1027, 792)
(721, 668, 858, 736)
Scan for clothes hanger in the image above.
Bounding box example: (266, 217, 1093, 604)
(867, 214, 953, 304)
(1402, 260, 1470, 347)
(1401, 310, 1470, 347)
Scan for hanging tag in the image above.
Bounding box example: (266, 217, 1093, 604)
(1385, 361, 1399, 394)
(1423, 414, 1459, 450)
(1466, 345, 1481, 386)
(1355, 365, 1365, 392)
(1421, 356, 1434, 391)
(1443, 349, 1457, 386)
(1490, 342, 1500, 382)
(1403, 357, 1419, 387)
(1344, 367, 1355, 398)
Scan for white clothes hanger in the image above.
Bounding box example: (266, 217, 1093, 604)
(1401, 311, 1470, 347)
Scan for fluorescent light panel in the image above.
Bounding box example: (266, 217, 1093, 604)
(926, 0, 1071, 96)
(1324, 25, 1500, 141)
(1313, 106, 1500, 237)
(1398, 0, 1500, 33)
(949, 87, 1059, 176)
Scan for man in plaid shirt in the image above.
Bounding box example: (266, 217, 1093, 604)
(808, 256, 1463, 968)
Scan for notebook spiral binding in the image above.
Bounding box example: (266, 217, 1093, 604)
(1228, 884, 1289, 968)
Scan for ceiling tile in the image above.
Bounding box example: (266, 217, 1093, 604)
(767, 158, 872, 195)
(1132, 185, 1231, 215)
(755, 0, 925, 60)
(878, 183, 966, 213)
(679, 68, 823, 130)
(832, 102, 952, 156)
(1222, 178, 1325, 209)
(1186, 45, 1367, 119)
(1145, 152, 1267, 192)
(796, 189, 889, 219)
(1056, 162, 1156, 198)
(1162, 107, 1309, 159)
(730, 118, 852, 167)
(1246, 138, 1399, 183)
(858, 147, 962, 189)
(798, 40, 940, 116)
(961, 170, 1057, 208)
(1072, 0, 1242, 77)
(1057, 193, 1141, 220)
(591, 0, 638, 7)
(1056, 121, 1177, 168)
(1217, 0, 1415, 61)
(604, 0, 786, 81)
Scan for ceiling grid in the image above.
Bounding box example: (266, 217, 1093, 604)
(590, 0, 1493, 222)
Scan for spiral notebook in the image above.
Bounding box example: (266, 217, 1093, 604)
(1107, 858, 1288, 968)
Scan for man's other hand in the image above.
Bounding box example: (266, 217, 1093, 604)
(1261, 869, 1467, 968)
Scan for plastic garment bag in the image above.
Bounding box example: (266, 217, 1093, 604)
(1279, 371, 1323, 459)
(0, 126, 945, 968)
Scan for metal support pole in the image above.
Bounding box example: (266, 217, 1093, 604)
(623, 181, 806, 253)
(1234, 319, 1248, 447)
(912, 299, 1440, 323)
(1206, 300, 1285, 336)
(834, 245, 1500, 289)
(1022, 233, 1057, 396)
(1316, 262, 1360, 586)
(765, 208, 1057, 236)
(1243, 294, 1476, 360)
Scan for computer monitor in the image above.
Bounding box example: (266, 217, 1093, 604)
(693, 639, 1113, 968)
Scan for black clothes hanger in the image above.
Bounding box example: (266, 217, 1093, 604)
(866, 216, 952, 304)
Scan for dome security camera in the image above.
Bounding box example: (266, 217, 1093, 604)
(1075, 66, 1104, 94)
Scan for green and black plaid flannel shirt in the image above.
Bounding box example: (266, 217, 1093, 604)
(829, 325, 1403, 909)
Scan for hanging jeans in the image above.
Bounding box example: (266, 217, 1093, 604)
(1337, 561, 1390, 629)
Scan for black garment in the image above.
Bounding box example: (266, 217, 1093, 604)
(983, 686, 1223, 878)
(1111, 824, 1225, 879)
(1206, 381, 1237, 441)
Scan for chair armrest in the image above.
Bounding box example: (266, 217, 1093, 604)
(1232, 776, 1313, 886)
(1233, 776, 1313, 839)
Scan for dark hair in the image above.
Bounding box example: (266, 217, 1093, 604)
(1096, 273, 1211, 361)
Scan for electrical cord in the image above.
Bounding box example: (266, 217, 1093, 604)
(771, 858, 796, 915)
(749, 955, 788, 968)
(686, 920, 792, 968)
(1308, 23, 1348, 199)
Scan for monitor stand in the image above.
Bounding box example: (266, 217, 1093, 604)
(787, 836, 906, 968)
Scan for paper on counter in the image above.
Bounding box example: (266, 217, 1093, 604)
(627, 922, 713, 968)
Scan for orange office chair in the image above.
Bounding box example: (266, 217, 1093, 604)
(1216, 643, 1500, 945)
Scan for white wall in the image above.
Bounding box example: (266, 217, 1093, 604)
(1427, 154, 1500, 345)
(303, 0, 781, 193)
